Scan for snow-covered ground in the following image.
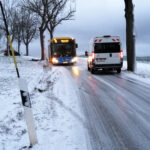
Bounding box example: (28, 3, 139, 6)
(0, 56, 87, 150)
(0, 56, 150, 150)
(122, 60, 150, 84)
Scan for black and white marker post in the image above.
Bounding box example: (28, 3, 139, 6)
(0, 1, 38, 146)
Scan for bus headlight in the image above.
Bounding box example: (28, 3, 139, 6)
(52, 57, 58, 64)
(71, 57, 78, 63)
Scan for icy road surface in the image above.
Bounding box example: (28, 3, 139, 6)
(67, 58, 150, 150)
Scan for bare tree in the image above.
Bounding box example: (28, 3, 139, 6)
(0, 32, 2, 40)
(0, 0, 24, 56)
(12, 9, 22, 54)
(0, 0, 17, 41)
(21, 0, 75, 59)
(20, 8, 39, 56)
(124, 0, 136, 72)
(0, 30, 3, 49)
(47, 0, 75, 40)
(21, 0, 52, 60)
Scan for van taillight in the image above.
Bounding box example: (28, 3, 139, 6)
(120, 50, 123, 59)
(91, 52, 95, 61)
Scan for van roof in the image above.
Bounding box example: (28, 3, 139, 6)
(93, 36, 120, 43)
(94, 35, 120, 38)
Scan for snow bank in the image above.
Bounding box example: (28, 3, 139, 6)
(122, 61, 150, 84)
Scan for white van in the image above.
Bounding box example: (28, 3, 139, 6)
(87, 35, 123, 74)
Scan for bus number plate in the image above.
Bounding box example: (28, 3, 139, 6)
(63, 62, 68, 64)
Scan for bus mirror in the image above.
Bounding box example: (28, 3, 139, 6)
(76, 44, 78, 48)
(85, 51, 88, 56)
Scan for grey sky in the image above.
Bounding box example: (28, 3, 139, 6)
(27, 0, 150, 57)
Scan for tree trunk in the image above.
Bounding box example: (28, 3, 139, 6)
(40, 29, 46, 60)
(6, 38, 10, 56)
(50, 30, 54, 40)
(124, 0, 136, 72)
(25, 43, 29, 56)
(18, 40, 21, 54)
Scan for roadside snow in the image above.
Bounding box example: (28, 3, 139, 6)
(122, 61, 150, 85)
(0, 56, 87, 150)
(32, 66, 87, 150)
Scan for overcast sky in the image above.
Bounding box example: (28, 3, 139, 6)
(25, 0, 150, 57)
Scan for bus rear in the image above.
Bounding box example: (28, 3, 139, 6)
(48, 37, 78, 65)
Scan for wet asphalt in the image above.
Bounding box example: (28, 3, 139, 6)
(68, 65, 150, 150)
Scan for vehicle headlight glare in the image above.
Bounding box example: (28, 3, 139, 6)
(52, 57, 58, 64)
(71, 57, 78, 63)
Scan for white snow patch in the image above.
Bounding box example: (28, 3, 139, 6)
(122, 61, 150, 85)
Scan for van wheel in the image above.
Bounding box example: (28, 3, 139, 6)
(117, 68, 121, 73)
(91, 68, 95, 74)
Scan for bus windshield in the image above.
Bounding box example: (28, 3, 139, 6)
(52, 43, 76, 57)
(94, 42, 120, 53)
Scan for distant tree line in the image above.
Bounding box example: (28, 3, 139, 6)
(0, 0, 75, 59)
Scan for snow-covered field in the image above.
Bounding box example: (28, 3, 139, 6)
(0, 56, 150, 150)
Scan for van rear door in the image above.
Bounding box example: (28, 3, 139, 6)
(94, 42, 121, 64)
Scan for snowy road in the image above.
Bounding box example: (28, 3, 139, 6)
(66, 59, 150, 150)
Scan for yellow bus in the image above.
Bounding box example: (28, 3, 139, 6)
(48, 37, 78, 65)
